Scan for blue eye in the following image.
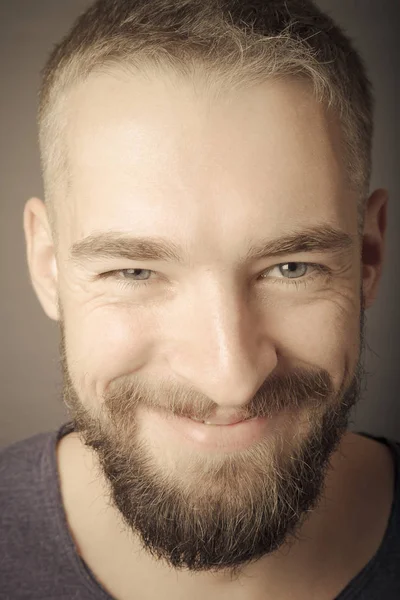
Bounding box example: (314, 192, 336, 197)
(102, 268, 154, 289)
(100, 262, 331, 291)
(260, 262, 330, 290)
(270, 262, 308, 278)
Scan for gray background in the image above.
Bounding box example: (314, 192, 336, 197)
(0, 0, 399, 449)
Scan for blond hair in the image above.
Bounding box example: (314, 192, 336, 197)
(38, 0, 373, 239)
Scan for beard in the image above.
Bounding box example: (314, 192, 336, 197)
(57, 291, 366, 580)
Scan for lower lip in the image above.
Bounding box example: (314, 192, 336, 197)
(145, 410, 271, 452)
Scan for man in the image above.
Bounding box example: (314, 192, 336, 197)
(0, 0, 398, 598)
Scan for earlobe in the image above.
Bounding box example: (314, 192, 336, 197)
(23, 197, 60, 321)
(361, 188, 389, 310)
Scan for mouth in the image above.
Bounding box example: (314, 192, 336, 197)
(188, 415, 257, 426)
(141, 407, 271, 452)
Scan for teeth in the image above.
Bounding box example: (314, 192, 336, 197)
(189, 417, 255, 425)
(189, 417, 217, 425)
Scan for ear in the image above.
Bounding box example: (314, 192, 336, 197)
(23, 197, 59, 321)
(361, 188, 389, 310)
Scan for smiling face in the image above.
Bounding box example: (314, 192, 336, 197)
(27, 69, 373, 575)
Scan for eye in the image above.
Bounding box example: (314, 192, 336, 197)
(259, 262, 331, 289)
(99, 262, 331, 291)
(269, 262, 308, 278)
(100, 268, 155, 289)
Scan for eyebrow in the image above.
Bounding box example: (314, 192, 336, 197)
(69, 224, 355, 268)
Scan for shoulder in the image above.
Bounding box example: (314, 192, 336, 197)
(0, 430, 53, 485)
(343, 431, 398, 545)
(340, 431, 396, 491)
(0, 432, 58, 537)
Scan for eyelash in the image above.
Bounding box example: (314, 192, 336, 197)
(99, 263, 331, 291)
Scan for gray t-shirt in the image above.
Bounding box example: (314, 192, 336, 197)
(1, 421, 399, 599)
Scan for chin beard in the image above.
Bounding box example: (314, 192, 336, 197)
(62, 362, 362, 578)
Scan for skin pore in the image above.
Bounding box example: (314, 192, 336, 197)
(23, 71, 391, 600)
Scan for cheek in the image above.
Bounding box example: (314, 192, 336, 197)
(276, 297, 360, 383)
(66, 305, 154, 392)
(64, 288, 360, 401)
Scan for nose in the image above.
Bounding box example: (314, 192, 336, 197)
(167, 272, 278, 411)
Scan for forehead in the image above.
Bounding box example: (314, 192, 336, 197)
(63, 69, 351, 238)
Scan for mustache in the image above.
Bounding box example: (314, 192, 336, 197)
(103, 367, 336, 422)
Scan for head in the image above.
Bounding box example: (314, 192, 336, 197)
(24, 0, 387, 580)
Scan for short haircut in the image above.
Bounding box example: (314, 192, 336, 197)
(38, 0, 373, 239)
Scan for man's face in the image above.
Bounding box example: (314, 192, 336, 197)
(55, 70, 365, 576)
